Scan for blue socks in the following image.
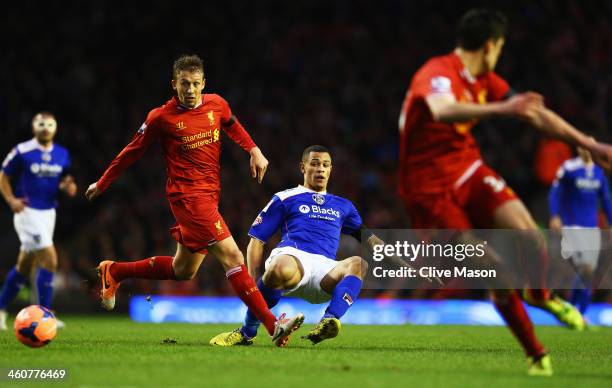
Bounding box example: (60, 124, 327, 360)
(241, 277, 282, 338)
(36, 268, 54, 309)
(323, 275, 362, 320)
(0, 267, 28, 309)
(570, 275, 591, 314)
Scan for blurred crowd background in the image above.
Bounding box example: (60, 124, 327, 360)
(1, 0, 611, 311)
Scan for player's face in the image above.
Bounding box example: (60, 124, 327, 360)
(484, 37, 505, 72)
(577, 147, 593, 163)
(172, 70, 205, 108)
(31, 114, 57, 145)
(301, 152, 332, 192)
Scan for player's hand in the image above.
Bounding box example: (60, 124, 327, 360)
(59, 176, 78, 197)
(505, 91, 544, 122)
(85, 182, 101, 201)
(585, 140, 612, 173)
(249, 147, 269, 184)
(549, 216, 562, 232)
(8, 197, 27, 213)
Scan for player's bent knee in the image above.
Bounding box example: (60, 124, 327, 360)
(345, 256, 368, 278)
(266, 256, 299, 285)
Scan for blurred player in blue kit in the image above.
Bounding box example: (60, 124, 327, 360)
(0, 112, 77, 330)
(211, 145, 383, 346)
(549, 146, 612, 315)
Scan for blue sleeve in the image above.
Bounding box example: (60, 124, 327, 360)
(248, 196, 285, 243)
(548, 166, 565, 217)
(341, 201, 363, 235)
(61, 150, 72, 177)
(1, 147, 21, 176)
(599, 172, 612, 224)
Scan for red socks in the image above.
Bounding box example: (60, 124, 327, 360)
(109, 256, 177, 282)
(493, 290, 545, 357)
(226, 265, 276, 335)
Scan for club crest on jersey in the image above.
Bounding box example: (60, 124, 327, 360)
(312, 193, 325, 205)
(41, 153, 51, 162)
(252, 215, 263, 226)
(343, 293, 353, 306)
(215, 220, 224, 235)
(175, 121, 186, 130)
(208, 110, 215, 126)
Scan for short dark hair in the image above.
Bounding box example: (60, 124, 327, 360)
(173, 54, 204, 79)
(301, 145, 331, 161)
(457, 9, 508, 50)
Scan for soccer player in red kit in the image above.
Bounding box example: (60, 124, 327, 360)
(85, 55, 304, 347)
(398, 10, 612, 375)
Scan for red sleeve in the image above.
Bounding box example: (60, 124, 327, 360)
(96, 110, 161, 193)
(411, 60, 456, 99)
(217, 96, 257, 152)
(487, 72, 511, 101)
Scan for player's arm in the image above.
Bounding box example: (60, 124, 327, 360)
(246, 237, 266, 279)
(246, 196, 285, 277)
(59, 154, 77, 198)
(0, 148, 26, 212)
(0, 171, 26, 213)
(548, 167, 565, 231)
(85, 117, 159, 201)
(426, 91, 545, 123)
(528, 110, 612, 171)
(219, 97, 268, 183)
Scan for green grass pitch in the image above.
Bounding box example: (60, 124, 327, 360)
(1, 316, 610, 387)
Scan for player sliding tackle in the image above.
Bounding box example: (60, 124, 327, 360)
(85, 54, 303, 347)
(211, 145, 381, 346)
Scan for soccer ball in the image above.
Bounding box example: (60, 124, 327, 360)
(14, 305, 57, 348)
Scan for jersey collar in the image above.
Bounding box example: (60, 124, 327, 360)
(450, 51, 477, 84)
(298, 184, 327, 195)
(32, 138, 54, 152)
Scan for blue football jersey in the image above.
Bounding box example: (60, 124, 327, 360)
(249, 186, 363, 259)
(1, 139, 71, 210)
(549, 157, 612, 227)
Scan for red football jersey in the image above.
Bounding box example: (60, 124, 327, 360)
(97, 94, 256, 198)
(398, 52, 510, 196)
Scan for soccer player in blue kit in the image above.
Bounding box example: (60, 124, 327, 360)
(0, 112, 77, 330)
(211, 145, 381, 346)
(549, 146, 612, 315)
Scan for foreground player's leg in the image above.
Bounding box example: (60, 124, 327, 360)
(304, 256, 367, 345)
(494, 200, 585, 330)
(97, 255, 178, 310)
(209, 239, 303, 347)
(492, 290, 552, 376)
(210, 254, 300, 347)
(0, 251, 35, 330)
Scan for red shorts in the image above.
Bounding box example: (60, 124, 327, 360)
(403, 161, 518, 229)
(168, 194, 232, 254)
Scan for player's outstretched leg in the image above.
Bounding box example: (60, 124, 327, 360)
(97, 255, 178, 310)
(492, 290, 552, 376)
(210, 277, 283, 346)
(303, 256, 366, 345)
(493, 200, 585, 330)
